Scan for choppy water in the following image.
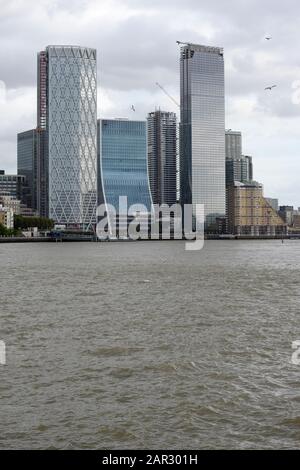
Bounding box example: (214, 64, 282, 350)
(1, 240, 300, 449)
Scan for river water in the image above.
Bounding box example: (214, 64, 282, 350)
(1, 240, 300, 449)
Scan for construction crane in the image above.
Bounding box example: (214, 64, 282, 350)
(176, 40, 192, 46)
(155, 82, 179, 108)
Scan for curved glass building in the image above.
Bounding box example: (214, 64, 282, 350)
(38, 45, 97, 229)
(97, 119, 153, 215)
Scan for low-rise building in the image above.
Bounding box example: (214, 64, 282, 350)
(278, 206, 294, 226)
(0, 195, 21, 215)
(0, 205, 14, 229)
(227, 181, 287, 236)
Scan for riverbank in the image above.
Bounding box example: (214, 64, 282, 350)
(0, 234, 299, 242)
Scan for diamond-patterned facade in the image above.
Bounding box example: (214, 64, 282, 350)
(47, 46, 97, 229)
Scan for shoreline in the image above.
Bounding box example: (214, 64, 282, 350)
(0, 235, 299, 243)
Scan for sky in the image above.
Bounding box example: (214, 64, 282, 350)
(0, 0, 300, 206)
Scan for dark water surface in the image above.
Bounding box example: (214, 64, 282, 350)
(1, 240, 300, 449)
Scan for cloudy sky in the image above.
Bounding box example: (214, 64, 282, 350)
(0, 0, 300, 206)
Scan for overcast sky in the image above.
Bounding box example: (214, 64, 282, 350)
(0, 0, 300, 206)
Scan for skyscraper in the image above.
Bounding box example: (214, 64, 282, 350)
(180, 43, 226, 228)
(225, 131, 242, 160)
(98, 119, 153, 215)
(37, 45, 98, 229)
(147, 110, 177, 206)
(225, 131, 253, 185)
(17, 129, 37, 210)
(226, 155, 253, 185)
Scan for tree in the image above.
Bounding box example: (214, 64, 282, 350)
(14, 215, 54, 230)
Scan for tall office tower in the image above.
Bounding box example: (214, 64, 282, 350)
(225, 130, 253, 186)
(17, 129, 38, 209)
(37, 45, 98, 229)
(147, 110, 177, 206)
(226, 155, 253, 185)
(225, 131, 242, 159)
(98, 119, 153, 215)
(180, 43, 226, 228)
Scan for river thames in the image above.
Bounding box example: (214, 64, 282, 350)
(1, 240, 300, 449)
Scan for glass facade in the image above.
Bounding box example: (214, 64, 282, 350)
(147, 110, 177, 206)
(17, 129, 37, 209)
(225, 131, 242, 160)
(0, 172, 26, 200)
(98, 119, 153, 214)
(226, 155, 253, 186)
(180, 44, 226, 227)
(45, 45, 97, 229)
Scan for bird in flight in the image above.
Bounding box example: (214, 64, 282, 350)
(131, 105, 136, 112)
(265, 85, 277, 91)
(265, 36, 272, 40)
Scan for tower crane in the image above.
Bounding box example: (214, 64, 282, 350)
(155, 82, 179, 108)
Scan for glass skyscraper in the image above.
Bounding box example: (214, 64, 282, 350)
(180, 43, 226, 227)
(147, 110, 177, 206)
(225, 131, 253, 185)
(225, 131, 242, 160)
(17, 129, 37, 210)
(37, 45, 98, 229)
(98, 119, 153, 214)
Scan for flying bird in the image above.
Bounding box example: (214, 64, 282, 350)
(265, 85, 277, 91)
(265, 36, 272, 40)
(131, 105, 136, 112)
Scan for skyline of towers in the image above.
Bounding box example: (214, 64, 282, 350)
(147, 110, 177, 207)
(13, 42, 274, 234)
(179, 43, 226, 228)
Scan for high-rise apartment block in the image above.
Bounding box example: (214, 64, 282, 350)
(147, 110, 177, 207)
(227, 181, 286, 236)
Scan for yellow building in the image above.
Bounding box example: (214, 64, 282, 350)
(227, 181, 287, 236)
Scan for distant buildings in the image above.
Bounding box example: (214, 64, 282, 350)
(0, 170, 26, 202)
(7, 43, 297, 238)
(226, 155, 253, 186)
(225, 131, 242, 160)
(147, 110, 177, 207)
(227, 181, 286, 236)
(36, 45, 98, 229)
(0, 195, 21, 215)
(98, 119, 153, 217)
(0, 205, 14, 229)
(225, 131, 253, 185)
(278, 206, 294, 226)
(179, 43, 226, 228)
(265, 198, 279, 212)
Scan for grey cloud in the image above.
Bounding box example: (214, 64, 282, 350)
(0, 0, 300, 204)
